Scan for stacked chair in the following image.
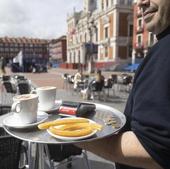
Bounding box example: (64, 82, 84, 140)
(104, 78, 113, 96)
(62, 73, 69, 89)
(0, 105, 24, 169)
(90, 80, 106, 101)
(0, 105, 11, 115)
(48, 144, 91, 169)
(17, 80, 31, 94)
(1, 75, 17, 105)
(0, 106, 28, 169)
(0, 135, 22, 169)
(14, 75, 31, 95)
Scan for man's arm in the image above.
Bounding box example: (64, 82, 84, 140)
(76, 131, 162, 169)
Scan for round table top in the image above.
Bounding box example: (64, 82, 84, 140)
(2, 103, 126, 144)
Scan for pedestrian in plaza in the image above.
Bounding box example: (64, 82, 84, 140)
(76, 0, 170, 169)
(94, 69, 105, 91)
(73, 69, 82, 90)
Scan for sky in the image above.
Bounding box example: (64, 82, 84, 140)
(0, 0, 82, 39)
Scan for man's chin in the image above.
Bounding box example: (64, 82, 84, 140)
(145, 21, 161, 34)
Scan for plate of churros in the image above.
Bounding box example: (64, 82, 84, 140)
(38, 117, 103, 141)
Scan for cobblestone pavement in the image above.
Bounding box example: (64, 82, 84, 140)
(2, 67, 130, 169)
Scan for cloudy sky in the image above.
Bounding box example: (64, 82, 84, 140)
(0, 0, 82, 39)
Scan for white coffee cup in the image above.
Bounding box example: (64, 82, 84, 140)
(33, 86, 56, 111)
(11, 94, 38, 124)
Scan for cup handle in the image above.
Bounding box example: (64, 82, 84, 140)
(11, 101, 21, 113)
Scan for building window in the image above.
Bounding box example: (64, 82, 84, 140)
(106, 0, 109, 8)
(101, 0, 104, 10)
(138, 18, 143, 27)
(80, 35, 82, 42)
(129, 25, 133, 36)
(148, 32, 155, 46)
(119, 0, 124, 5)
(127, 0, 133, 5)
(105, 46, 108, 57)
(84, 33, 87, 42)
(136, 35, 143, 48)
(104, 27, 109, 39)
(96, 28, 98, 42)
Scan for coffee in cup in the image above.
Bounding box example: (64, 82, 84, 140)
(11, 94, 38, 124)
(32, 86, 56, 111)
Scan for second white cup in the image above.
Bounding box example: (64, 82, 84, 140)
(34, 86, 57, 111)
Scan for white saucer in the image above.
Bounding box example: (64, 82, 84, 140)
(3, 111, 48, 129)
(38, 100, 62, 112)
(38, 104, 59, 112)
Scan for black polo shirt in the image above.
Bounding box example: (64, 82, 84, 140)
(116, 26, 170, 169)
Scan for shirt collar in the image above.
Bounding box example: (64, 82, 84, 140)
(156, 26, 170, 40)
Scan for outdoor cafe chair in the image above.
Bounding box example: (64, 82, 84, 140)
(0, 105, 11, 116)
(2, 81, 17, 94)
(2, 75, 11, 81)
(122, 75, 133, 92)
(62, 73, 69, 89)
(0, 105, 11, 136)
(90, 80, 106, 101)
(0, 135, 22, 169)
(0, 105, 28, 169)
(48, 144, 91, 169)
(14, 75, 26, 81)
(104, 78, 113, 96)
(17, 80, 31, 94)
(1, 81, 17, 105)
(62, 73, 72, 90)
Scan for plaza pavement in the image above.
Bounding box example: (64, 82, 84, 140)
(5, 67, 129, 112)
(3, 67, 130, 169)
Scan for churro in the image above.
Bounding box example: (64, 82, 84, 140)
(49, 126, 93, 137)
(38, 118, 89, 130)
(59, 123, 102, 131)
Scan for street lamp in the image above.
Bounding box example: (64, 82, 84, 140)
(87, 20, 96, 73)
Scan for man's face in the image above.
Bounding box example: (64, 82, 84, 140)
(138, 0, 170, 34)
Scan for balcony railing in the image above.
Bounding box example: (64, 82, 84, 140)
(135, 43, 144, 49)
(136, 10, 142, 18)
(136, 26, 144, 34)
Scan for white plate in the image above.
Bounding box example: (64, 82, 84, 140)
(3, 111, 48, 129)
(47, 118, 97, 141)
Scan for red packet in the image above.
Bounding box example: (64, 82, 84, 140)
(59, 106, 77, 116)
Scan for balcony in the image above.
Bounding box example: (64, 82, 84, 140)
(135, 42, 144, 49)
(100, 38, 110, 47)
(136, 26, 144, 34)
(136, 10, 142, 18)
(147, 40, 155, 48)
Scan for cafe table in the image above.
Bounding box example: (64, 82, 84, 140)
(0, 102, 126, 169)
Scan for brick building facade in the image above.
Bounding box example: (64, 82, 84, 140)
(48, 36, 67, 65)
(132, 0, 156, 63)
(0, 37, 49, 72)
(0, 37, 48, 62)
